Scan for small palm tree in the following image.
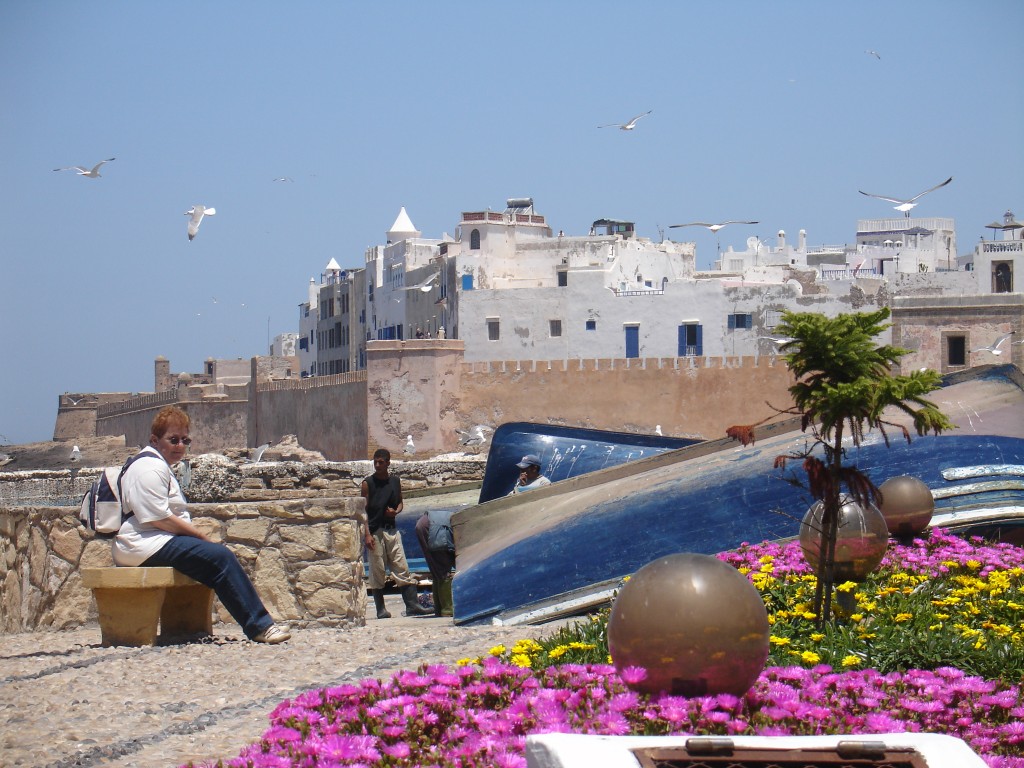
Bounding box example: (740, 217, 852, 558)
(729, 308, 954, 624)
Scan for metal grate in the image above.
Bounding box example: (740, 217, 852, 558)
(632, 739, 930, 768)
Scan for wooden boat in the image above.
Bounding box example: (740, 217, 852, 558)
(451, 365, 1024, 625)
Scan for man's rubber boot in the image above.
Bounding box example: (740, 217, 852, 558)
(402, 584, 432, 616)
(436, 578, 454, 617)
(372, 589, 391, 619)
(431, 583, 443, 617)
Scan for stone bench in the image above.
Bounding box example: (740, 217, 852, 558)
(81, 567, 214, 647)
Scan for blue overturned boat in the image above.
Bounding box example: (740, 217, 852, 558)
(389, 423, 695, 576)
(450, 365, 1024, 625)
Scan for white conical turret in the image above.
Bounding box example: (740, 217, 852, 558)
(387, 207, 421, 243)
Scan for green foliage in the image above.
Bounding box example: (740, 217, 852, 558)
(768, 309, 955, 623)
(774, 308, 954, 448)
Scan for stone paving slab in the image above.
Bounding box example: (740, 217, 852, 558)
(0, 594, 570, 767)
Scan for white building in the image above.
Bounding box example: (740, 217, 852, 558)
(269, 333, 298, 357)
(299, 198, 1013, 372)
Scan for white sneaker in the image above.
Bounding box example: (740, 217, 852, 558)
(253, 624, 291, 644)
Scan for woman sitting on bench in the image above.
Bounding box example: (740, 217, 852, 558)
(113, 405, 290, 644)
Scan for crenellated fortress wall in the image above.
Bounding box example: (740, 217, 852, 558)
(54, 344, 796, 463)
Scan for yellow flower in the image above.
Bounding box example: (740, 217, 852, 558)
(488, 645, 506, 656)
(836, 581, 858, 593)
(511, 638, 542, 655)
(769, 635, 791, 646)
(849, 613, 863, 622)
(455, 657, 478, 667)
(510, 654, 533, 668)
(549, 646, 569, 659)
(810, 633, 825, 642)
(800, 650, 821, 665)
(801, 611, 817, 621)
(894, 613, 913, 623)
(842, 655, 861, 667)
(966, 560, 982, 570)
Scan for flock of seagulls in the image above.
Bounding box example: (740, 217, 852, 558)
(858, 176, 953, 218)
(54, 155, 226, 241)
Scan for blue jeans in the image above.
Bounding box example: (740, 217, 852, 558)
(142, 536, 274, 639)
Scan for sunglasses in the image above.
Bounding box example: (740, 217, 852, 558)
(166, 436, 192, 446)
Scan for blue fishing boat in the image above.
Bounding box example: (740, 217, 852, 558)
(385, 424, 694, 578)
(450, 365, 1024, 625)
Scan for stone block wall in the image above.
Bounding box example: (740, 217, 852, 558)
(0, 455, 487, 635)
(0, 497, 367, 634)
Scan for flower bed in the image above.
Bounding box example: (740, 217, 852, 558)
(190, 530, 1024, 768)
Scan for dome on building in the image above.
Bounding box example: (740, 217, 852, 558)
(387, 207, 421, 243)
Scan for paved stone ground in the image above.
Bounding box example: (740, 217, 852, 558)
(0, 593, 571, 768)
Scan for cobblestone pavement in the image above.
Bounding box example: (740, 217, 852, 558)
(0, 594, 570, 767)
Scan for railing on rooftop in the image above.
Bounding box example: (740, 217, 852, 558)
(819, 267, 880, 280)
(611, 288, 665, 297)
(257, 370, 366, 392)
(806, 245, 851, 254)
(460, 211, 546, 225)
(982, 241, 1023, 254)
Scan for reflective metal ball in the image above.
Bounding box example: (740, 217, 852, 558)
(878, 475, 934, 537)
(607, 553, 770, 697)
(799, 495, 890, 582)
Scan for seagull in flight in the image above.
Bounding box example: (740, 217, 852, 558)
(53, 157, 115, 178)
(972, 331, 1015, 356)
(865, 49, 881, 59)
(184, 205, 216, 241)
(401, 273, 438, 292)
(858, 176, 952, 218)
(669, 220, 759, 233)
(598, 110, 652, 131)
(272, 176, 293, 182)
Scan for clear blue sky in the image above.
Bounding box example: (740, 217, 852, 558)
(1, 1, 1021, 445)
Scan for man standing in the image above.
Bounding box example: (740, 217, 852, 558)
(508, 454, 551, 495)
(415, 509, 456, 617)
(362, 448, 431, 618)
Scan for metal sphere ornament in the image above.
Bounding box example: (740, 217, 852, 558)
(878, 475, 934, 538)
(799, 495, 890, 582)
(607, 553, 770, 697)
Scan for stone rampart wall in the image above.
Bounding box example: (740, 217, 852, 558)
(454, 354, 794, 446)
(97, 391, 249, 453)
(253, 372, 368, 461)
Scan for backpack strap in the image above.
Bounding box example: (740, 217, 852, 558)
(115, 449, 160, 522)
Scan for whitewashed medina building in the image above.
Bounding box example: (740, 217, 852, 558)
(297, 198, 996, 373)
